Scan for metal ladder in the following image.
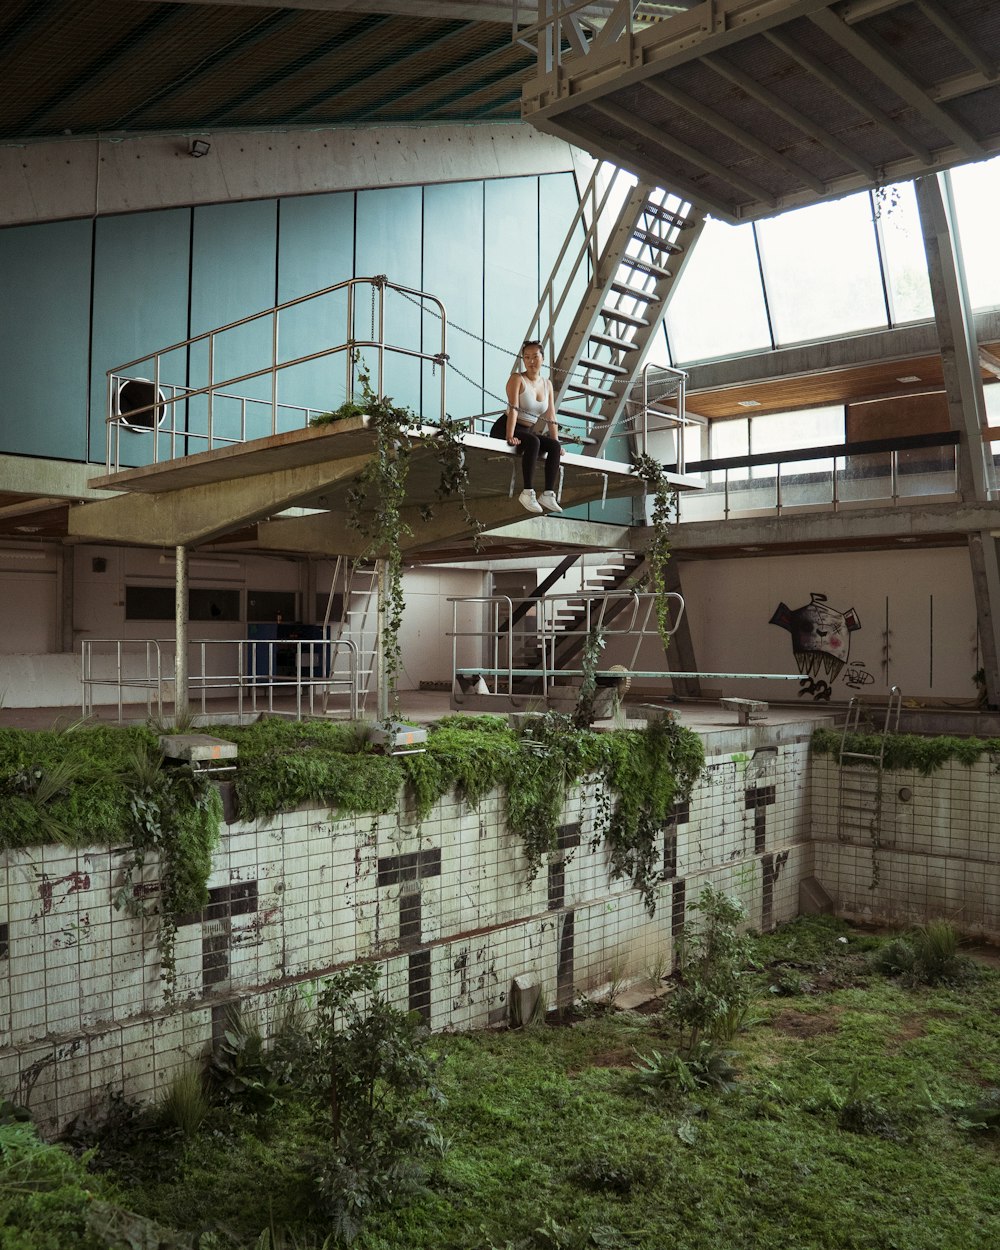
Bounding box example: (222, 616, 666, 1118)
(523, 164, 708, 459)
(320, 556, 379, 718)
(836, 686, 902, 863)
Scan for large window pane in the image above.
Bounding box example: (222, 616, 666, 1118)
(875, 182, 932, 325)
(751, 406, 844, 455)
(756, 194, 888, 344)
(950, 155, 1000, 312)
(665, 218, 771, 364)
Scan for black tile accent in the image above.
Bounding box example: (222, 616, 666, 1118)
(408, 948, 431, 1022)
(671, 879, 686, 944)
(179, 880, 259, 927)
(230, 880, 258, 916)
(547, 858, 565, 910)
(203, 929, 230, 987)
(377, 848, 442, 888)
(556, 911, 575, 1010)
(746, 785, 776, 855)
(0, 922, 8, 960)
(399, 886, 422, 949)
(556, 821, 581, 850)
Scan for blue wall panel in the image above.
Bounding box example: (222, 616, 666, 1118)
(423, 182, 485, 426)
(0, 219, 92, 461)
(484, 176, 539, 403)
(90, 208, 191, 466)
(355, 186, 423, 415)
(189, 200, 279, 443)
(277, 192, 356, 417)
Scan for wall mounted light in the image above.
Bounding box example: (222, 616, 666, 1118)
(188, 138, 211, 158)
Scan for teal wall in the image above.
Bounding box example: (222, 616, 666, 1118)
(0, 171, 584, 466)
(0, 219, 93, 461)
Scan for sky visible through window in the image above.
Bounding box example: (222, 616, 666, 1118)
(666, 153, 1000, 368)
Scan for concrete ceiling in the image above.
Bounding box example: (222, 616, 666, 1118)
(523, 0, 1000, 223)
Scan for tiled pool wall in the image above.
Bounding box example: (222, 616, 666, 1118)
(0, 730, 814, 1131)
(811, 752, 1000, 934)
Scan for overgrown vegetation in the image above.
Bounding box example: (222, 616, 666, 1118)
(631, 451, 678, 651)
(0, 724, 221, 997)
(812, 727, 1000, 773)
(310, 359, 482, 721)
(25, 916, 1000, 1249)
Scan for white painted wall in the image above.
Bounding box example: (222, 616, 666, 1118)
(609, 546, 978, 706)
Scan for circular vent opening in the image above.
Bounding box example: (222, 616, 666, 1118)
(116, 378, 165, 430)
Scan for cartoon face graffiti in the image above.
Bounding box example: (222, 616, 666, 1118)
(769, 592, 861, 683)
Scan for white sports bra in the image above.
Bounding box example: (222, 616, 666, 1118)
(514, 377, 549, 421)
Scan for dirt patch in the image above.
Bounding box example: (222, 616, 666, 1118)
(771, 1008, 841, 1038)
(567, 1048, 636, 1076)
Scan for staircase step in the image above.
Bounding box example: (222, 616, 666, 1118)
(557, 406, 610, 422)
(611, 280, 662, 302)
(589, 330, 637, 352)
(643, 201, 695, 230)
(579, 357, 629, 376)
(566, 382, 618, 401)
(620, 254, 672, 280)
(632, 227, 684, 255)
(599, 307, 650, 329)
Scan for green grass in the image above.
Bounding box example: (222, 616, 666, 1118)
(83, 924, 1000, 1250)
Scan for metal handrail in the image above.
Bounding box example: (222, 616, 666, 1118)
(106, 275, 449, 472)
(81, 636, 360, 724)
(448, 590, 685, 701)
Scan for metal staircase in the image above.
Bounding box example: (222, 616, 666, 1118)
(506, 552, 648, 692)
(321, 557, 379, 718)
(523, 164, 707, 458)
(836, 686, 902, 850)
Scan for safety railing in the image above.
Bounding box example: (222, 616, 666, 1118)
(449, 590, 686, 701)
(81, 637, 359, 724)
(105, 275, 448, 473)
(677, 432, 960, 523)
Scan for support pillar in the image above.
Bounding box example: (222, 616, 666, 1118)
(914, 172, 1000, 705)
(174, 544, 189, 718)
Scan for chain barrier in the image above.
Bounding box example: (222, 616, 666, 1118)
(390, 283, 681, 433)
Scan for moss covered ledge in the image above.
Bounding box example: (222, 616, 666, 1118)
(0, 712, 705, 926)
(812, 728, 1000, 774)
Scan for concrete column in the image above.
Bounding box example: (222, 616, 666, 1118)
(174, 544, 189, 717)
(915, 172, 1000, 703)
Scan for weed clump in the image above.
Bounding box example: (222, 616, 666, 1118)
(870, 920, 971, 986)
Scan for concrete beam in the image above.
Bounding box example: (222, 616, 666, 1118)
(0, 455, 109, 503)
(684, 310, 1000, 396)
(0, 123, 584, 228)
(256, 480, 639, 556)
(67, 453, 371, 547)
(660, 499, 1000, 554)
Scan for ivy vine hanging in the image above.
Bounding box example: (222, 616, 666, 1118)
(311, 359, 483, 721)
(631, 451, 678, 651)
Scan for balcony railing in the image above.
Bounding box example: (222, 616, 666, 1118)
(674, 431, 961, 523)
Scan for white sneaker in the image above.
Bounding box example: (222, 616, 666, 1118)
(518, 488, 543, 514)
(538, 490, 562, 512)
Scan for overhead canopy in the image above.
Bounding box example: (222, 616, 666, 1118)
(521, 0, 1000, 224)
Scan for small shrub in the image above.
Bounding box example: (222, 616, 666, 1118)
(665, 885, 755, 1050)
(633, 1041, 738, 1096)
(871, 921, 969, 986)
(159, 1065, 210, 1138)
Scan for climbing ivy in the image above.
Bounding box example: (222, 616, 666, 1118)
(632, 451, 678, 651)
(312, 362, 484, 720)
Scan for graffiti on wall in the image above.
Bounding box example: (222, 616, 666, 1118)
(770, 592, 861, 701)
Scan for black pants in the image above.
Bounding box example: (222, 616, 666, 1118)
(490, 417, 561, 491)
